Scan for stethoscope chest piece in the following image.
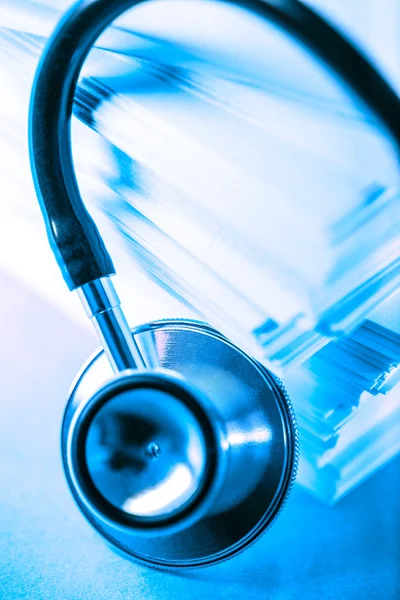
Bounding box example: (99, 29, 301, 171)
(62, 320, 298, 568)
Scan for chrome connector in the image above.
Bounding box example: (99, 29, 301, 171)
(77, 277, 145, 372)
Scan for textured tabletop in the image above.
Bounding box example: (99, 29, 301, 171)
(0, 271, 399, 600)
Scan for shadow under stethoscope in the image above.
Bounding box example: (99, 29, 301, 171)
(106, 461, 393, 596)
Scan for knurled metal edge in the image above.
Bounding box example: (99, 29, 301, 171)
(270, 373, 300, 517)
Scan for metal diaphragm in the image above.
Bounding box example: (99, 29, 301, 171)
(62, 320, 298, 568)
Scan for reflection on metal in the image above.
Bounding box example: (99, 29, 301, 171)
(78, 277, 145, 372)
(122, 464, 195, 516)
(85, 385, 210, 519)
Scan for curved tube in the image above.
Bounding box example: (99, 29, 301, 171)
(29, 0, 400, 290)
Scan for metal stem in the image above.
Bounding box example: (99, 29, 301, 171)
(77, 277, 145, 372)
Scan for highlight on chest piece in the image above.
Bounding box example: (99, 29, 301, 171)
(62, 320, 298, 568)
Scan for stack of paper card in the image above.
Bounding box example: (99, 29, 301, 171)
(284, 291, 400, 502)
(1, 5, 399, 369)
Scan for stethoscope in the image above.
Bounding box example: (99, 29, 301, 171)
(29, 0, 400, 569)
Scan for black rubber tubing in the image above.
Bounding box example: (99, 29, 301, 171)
(28, 0, 400, 290)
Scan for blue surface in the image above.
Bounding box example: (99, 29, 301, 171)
(0, 270, 399, 599)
